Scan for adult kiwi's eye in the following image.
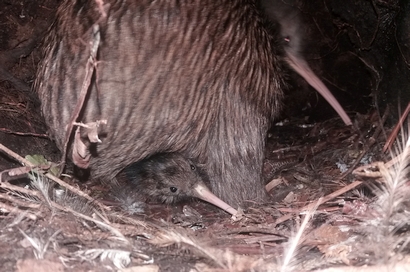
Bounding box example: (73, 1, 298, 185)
(170, 187, 178, 193)
(190, 164, 196, 171)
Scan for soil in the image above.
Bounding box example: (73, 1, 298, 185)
(1, 1, 410, 271)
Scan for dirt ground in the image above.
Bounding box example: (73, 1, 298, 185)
(1, 1, 410, 271)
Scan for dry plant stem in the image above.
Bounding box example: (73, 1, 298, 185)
(300, 181, 362, 212)
(3, 166, 32, 178)
(244, 235, 285, 244)
(60, 25, 101, 172)
(277, 181, 362, 216)
(46, 174, 109, 209)
(385, 150, 409, 169)
(383, 101, 410, 152)
(0, 143, 109, 211)
(51, 199, 128, 243)
(281, 202, 318, 272)
(0, 128, 48, 138)
(0, 192, 41, 209)
(0, 180, 42, 198)
(221, 227, 287, 236)
(110, 223, 150, 238)
(0, 202, 38, 220)
(270, 145, 304, 154)
(275, 213, 294, 225)
(151, 229, 226, 269)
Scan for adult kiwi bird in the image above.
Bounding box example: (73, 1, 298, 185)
(35, 0, 350, 208)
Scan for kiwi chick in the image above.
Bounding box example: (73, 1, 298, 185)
(123, 153, 237, 215)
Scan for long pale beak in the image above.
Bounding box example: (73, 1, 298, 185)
(286, 52, 352, 126)
(193, 184, 238, 215)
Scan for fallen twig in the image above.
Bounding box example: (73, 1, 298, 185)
(0, 143, 109, 211)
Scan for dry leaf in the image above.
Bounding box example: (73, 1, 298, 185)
(72, 127, 91, 168)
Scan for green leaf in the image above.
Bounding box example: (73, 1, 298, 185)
(25, 155, 60, 176)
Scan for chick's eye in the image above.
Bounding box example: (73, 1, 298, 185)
(170, 187, 178, 193)
(190, 164, 196, 171)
